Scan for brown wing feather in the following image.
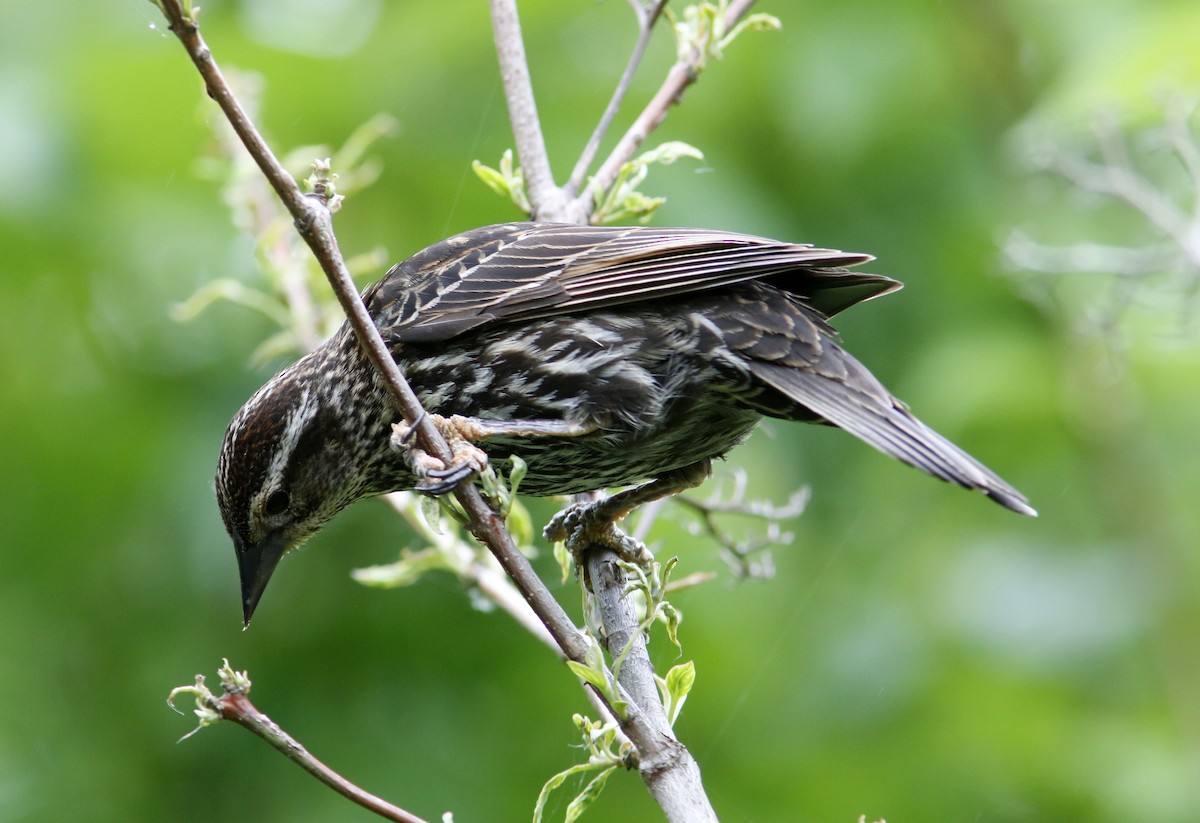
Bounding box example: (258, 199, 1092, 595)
(368, 223, 895, 343)
(704, 285, 1036, 515)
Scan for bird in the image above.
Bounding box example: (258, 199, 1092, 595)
(217, 221, 1035, 623)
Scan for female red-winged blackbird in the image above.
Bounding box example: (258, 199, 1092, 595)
(217, 222, 1035, 621)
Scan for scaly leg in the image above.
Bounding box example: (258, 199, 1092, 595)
(390, 413, 599, 494)
(544, 460, 713, 564)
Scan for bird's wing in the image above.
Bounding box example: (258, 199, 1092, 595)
(705, 286, 1036, 516)
(753, 356, 1034, 514)
(367, 223, 897, 343)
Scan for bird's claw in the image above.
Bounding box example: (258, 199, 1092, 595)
(394, 410, 426, 446)
(413, 458, 479, 494)
(544, 502, 654, 567)
(391, 414, 489, 495)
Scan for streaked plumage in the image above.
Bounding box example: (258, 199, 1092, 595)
(218, 222, 1035, 621)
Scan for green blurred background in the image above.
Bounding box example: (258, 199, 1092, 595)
(3, 1, 1199, 820)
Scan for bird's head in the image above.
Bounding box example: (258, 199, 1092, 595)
(216, 364, 371, 626)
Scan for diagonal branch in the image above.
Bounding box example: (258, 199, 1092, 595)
(155, 0, 581, 657)
(573, 0, 758, 218)
(565, 0, 671, 196)
(152, 0, 680, 802)
(1047, 112, 1191, 246)
(154, 2, 447, 470)
(170, 662, 430, 823)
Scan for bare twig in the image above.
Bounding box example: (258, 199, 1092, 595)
(676, 475, 809, 580)
(565, 0, 670, 196)
(488, 0, 583, 223)
(169, 662, 430, 823)
(1007, 98, 1200, 342)
(1005, 231, 1180, 277)
(629, 470, 808, 579)
(1164, 97, 1200, 218)
(573, 0, 758, 217)
(1090, 111, 1191, 245)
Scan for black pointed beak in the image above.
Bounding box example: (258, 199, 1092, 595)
(235, 530, 290, 627)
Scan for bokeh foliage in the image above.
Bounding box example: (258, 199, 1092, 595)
(1, 1, 1198, 821)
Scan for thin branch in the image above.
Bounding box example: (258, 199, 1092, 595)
(156, 0, 585, 659)
(1004, 230, 1180, 277)
(573, 0, 758, 218)
(157, 4, 443, 458)
(565, 0, 670, 196)
(1009, 99, 1200, 347)
(1047, 113, 1190, 244)
(488, 0, 582, 223)
(169, 664, 430, 823)
(674, 477, 808, 580)
(378, 492, 557, 648)
(1164, 97, 1200, 214)
(1162, 96, 1200, 265)
(586, 553, 719, 823)
(223, 695, 426, 822)
(486, 2, 729, 814)
(373, 494, 627, 734)
(154, 0, 675, 797)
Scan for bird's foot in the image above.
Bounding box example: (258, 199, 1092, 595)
(544, 500, 655, 568)
(391, 413, 490, 494)
(544, 461, 713, 569)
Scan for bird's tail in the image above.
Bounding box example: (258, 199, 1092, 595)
(748, 360, 1036, 516)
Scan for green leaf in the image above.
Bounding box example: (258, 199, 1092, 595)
(566, 660, 610, 694)
(553, 539, 573, 583)
(664, 660, 696, 726)
(476, 463, 503, 502)
(507, 454, 528, 494)
(665, 660, 695, 705)
(660, 556, 679, 587)
(472, 149, 531, 214)
(564, 766, 617, 823)
(589, 141, 704, 225)
(506, 497, 535, 548)
(660, 600, 683, 651)
(634, 140, 705, 167)
(351, 548, 451, 588)
(717, 13, 782, 54)
(171, 279, 292, 329)
(533, 762, 602, 823)
(420, 494, 444, 535)
(472, 159, 511, 198)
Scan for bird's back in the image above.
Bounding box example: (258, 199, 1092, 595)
(355, 223, 1031, 513)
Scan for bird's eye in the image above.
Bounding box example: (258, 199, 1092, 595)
(264, 489, 290, 516)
